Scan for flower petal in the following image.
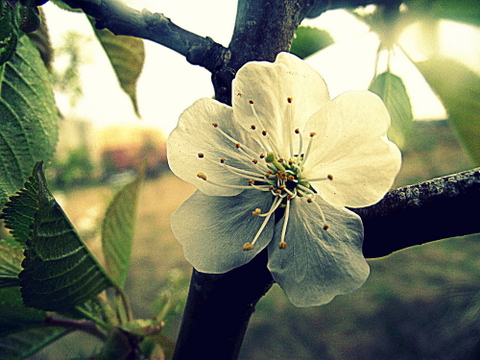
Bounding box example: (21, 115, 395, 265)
(167, 98, 264, 196)
(303, 91, 401, 207)
(267, 197, 369, 307)
(171, 189, 275, 274)
(232, 52, 330, 156)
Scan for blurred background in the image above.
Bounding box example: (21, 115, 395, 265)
(31, 0, 480, 358)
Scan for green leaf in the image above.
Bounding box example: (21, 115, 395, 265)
(369, 72, 413, 149)
(17, 162, 116, 311)
(416, 58, 480, 165)
(0, 326, 69, 360)
(92, 23, 145, 117)
(404, 0, 480, 27)
(290, 26, 334, 59)
(0, 36, 58, 204)
(1, 172, 38, 246)
(0, 287, 47, 337)
(101, 165, 145, 288)
(0, 239, 23, 288)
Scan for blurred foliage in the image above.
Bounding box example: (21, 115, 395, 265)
(290, 25, 334, 59)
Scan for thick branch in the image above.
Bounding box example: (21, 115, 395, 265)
(357, 167, 480, 258)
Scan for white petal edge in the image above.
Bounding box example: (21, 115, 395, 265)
(303, 91, 402, 207)
(232, 52, 330, 157)
(171, 189, 275, 274)
(267, 196, 369, 307)
(167, 98, 264, 197)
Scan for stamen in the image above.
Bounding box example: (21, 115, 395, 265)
(301, 132, 316, 165)
(306, 197, 329, 230)
(248, 99, 281, 155)
(244, 198, 281, 250)
(294, 128, 303, 160)
(197, 172, 262, 190)
(198, 153, 205, 158)
(279, 197, 291, 248)
(287, 97, 294, 158)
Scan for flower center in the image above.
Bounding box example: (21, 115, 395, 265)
(196, 97, 333, 251)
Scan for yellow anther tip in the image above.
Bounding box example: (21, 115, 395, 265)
(243, 243, 255, 251)
(197, 172, 207, 181)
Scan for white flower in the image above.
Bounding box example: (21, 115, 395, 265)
(167, 52, 401, 307)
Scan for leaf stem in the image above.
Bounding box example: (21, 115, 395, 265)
(46, 316, 108, 342)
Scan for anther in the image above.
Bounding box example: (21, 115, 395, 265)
(235, 143, 241, 148)
(248, 179, 255, 184)
(212, 123, 218, 127)
(328, 174, 334, 180)
(243, 243, 255, 251)
(252, 159, 258, 164)
(250, 125, 256, 130)
(259, 153, 265, 158)
(262, 130, 268, 136)
(220, 158, 226, 163)
(287, 97, 293, 104)
(323, 224, 329, 230)
(252, 208, 261, 216)
(310, 132, 316, 137)
(278, 241, 288, 249)
(248, 99, 255, 104)
(197, 153, 205, 158)
(197, 173, 207, 181)
(294, 128, 300, 134)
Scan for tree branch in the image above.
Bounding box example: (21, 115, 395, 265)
(58, 0, 230, 72)
(357, 167, 480, 258)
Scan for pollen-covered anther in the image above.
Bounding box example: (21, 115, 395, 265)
(248, 179, 255, 185)
(212, 122, 218, 128)
(323, 224, 329, 230)
(243, 242, 255, 251)
(250, 125, 256, 130)
(328, 174, 334, 180)
(262, 130, 268, 136)
(287, 97, 293, 104)
(252, 208, 262, 216)
(278, 241, 288, 249)
(278, 158, 284, 163)
(248, 99, 255, 104)
(235, 143, 241, 149)
(197, 153, 205, 158)
(307, 198, 313, 203)
(310, 132, 317, 137)
(294, 128, 300, 134)
(260, 153, 265, 159)
(252, 159, 259, 164)
(220, 158, 226, 163)
(197, 172, 207, 181)
(288, 175, 295, 181)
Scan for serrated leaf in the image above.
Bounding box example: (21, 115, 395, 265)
(369, 72, 413, 149)
(0, 239, 23, 288)
(404, 0, 480, 27)
(290, 26, 334, 59)
(26, 7, 54, 71)
(0, 36, 58, 204)
(416, 58, 480, 165)
(1, 173, 38, 246)
(101, 165, 145, 288)
(92, 23, 145, 117)
(19, 162, 116, 311)
(0, 326, 69, 360)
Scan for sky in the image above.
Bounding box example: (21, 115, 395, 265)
(42, 1, 479, 136)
